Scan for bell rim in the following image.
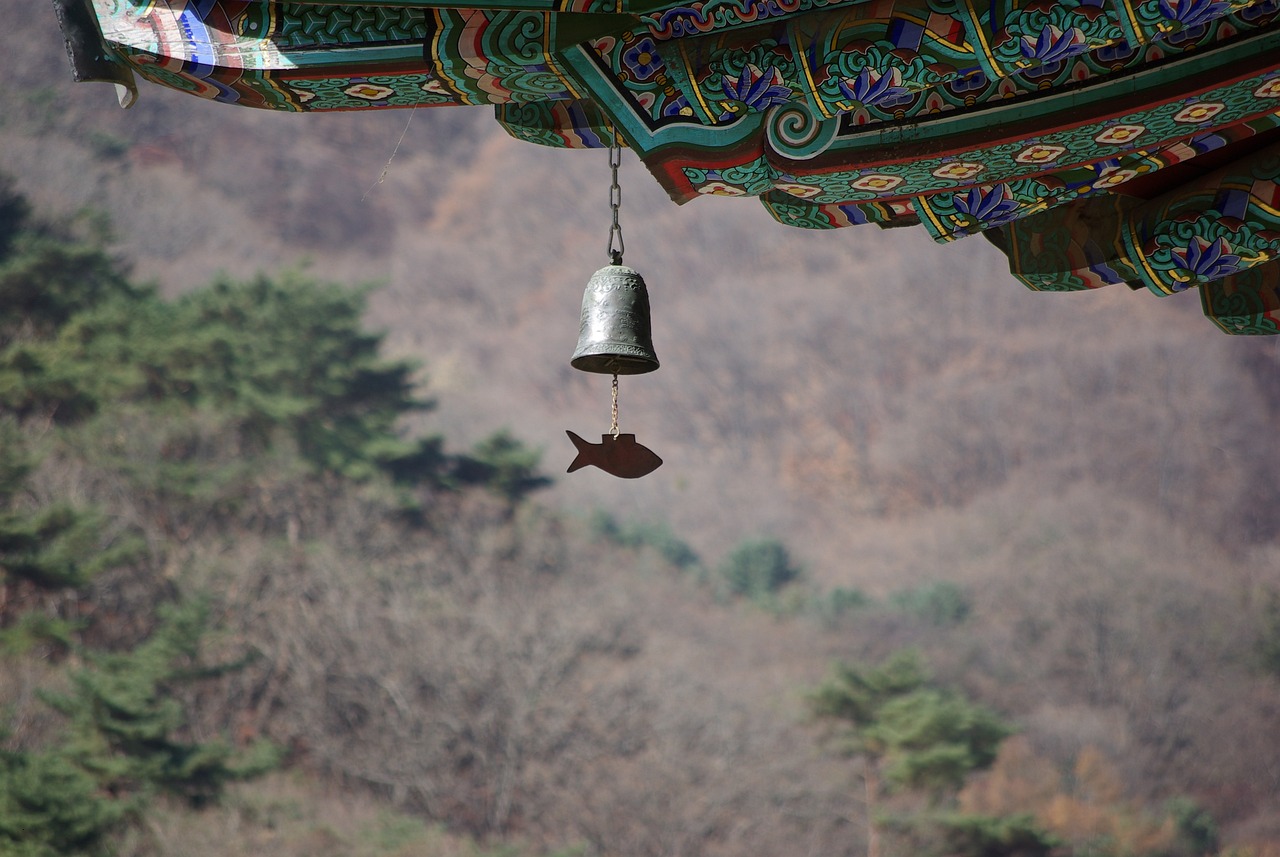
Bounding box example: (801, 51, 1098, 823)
(570, 352, 660, 375)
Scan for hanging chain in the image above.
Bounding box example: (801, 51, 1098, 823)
(608, 140, 624, 265)
(606, 134, 624, 438)
(610, 372, 620, 439)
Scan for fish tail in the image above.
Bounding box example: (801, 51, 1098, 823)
(565, 430, 591, 473)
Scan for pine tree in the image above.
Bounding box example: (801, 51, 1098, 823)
(0, 175, 31, 262)
(809, 650, 1013, 857)
(0, 419, 136, 590)
(0, 602, 276, 855)
(1, 174, 535, 496)
(161, 272, 434, 481)
(0, 747, 123, 857)
(452, 429, 552, 502)
(42, 599, 277, 808)
(718, 538, 801, 601)
(10, 270, 446, 484)
(933, 813, 1059, 857)
(0, 176, 142, 354)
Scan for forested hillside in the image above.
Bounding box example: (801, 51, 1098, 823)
(4, 179, 1279, 857)
(3, 4, 1280, 856)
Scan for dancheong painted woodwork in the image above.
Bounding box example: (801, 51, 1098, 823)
(55, 0, 1280, 332)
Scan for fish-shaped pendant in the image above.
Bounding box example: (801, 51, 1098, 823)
(566, 431, 663, 479)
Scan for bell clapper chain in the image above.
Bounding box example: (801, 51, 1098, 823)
(611, 372, 620, 441)
(564, 137, 663, 479)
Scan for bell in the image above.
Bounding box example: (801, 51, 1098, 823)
(570, 263, 660, 374)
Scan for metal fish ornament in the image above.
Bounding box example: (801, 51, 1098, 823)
(565, 431, 663, 479)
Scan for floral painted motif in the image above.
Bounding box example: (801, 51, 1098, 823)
(850, 174, 904, 192)
(932, 162, 986, 180)
(1015, 144, 1067, 165)
(719, 64, 792, 120)
(622, 37, 662, 80)
(346, 83, 397, 100)
(812, 44, 951, 119)
(774, 181, 823, 197)
(954, 184, 1021, 228)
(1170, 235, 1242, 285)
(1020, 25, 1089, 65)
(699, 181, 749, 194)
(1095, 124, 1147, 145)
(1093, 167, 1141, 189)
(1256, 77, 1280, 99)
(991, 1, 1130, 75)
(662, 94, 694, 117)
(1159, 0, 1233, 29)
(1173, 101, 1226, 123)
(837, 67, 909, 109)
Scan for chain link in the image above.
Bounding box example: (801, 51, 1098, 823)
(610, 372, 620, 439)
(608, 141, 624, 265)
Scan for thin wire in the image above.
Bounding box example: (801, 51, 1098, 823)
(608, 141, 624, 264)
(362, 104, 417, 201)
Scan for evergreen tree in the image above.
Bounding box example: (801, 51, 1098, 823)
(9, 270, 447, 483)
(453, 429, 552, 502)
(809, 650, 1011, 857)
(932, 812, 1059, 857)
(718, 538, 800, 601)
(0, 182, 141, 354)
(42, 599, 277, 807)
(0, 176, 31, 257)
(0, 179, 142, 423)
(0, 747, 123, 857)
(0, 419, 136, 590)
(888, 581, 973, 627)
(0, 602, 275, 855)
(161, 272, 434, 480)
(0, 176, 536, 494)
(1256, 587, 1280, 678)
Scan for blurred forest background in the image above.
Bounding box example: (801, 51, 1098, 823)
(3, 3, 1280, 856)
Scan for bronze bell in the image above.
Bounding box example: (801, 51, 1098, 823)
(570, 263, 660, 375)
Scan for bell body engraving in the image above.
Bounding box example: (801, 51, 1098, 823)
(570, 264, 660, 375)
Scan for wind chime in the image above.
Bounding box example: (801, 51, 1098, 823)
(565, 141, 663, 479)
